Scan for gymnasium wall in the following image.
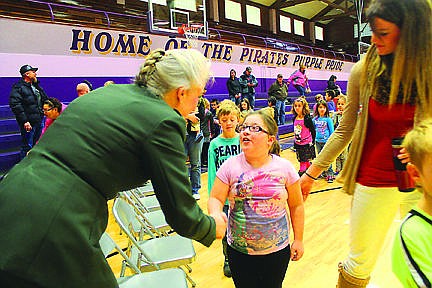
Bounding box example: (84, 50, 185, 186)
(0, 17, 355, 105)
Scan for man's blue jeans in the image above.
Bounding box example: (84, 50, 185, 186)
(19, 121, 43, 159)
(185, 132, 203, 194)
(294, 85, 306, 96)
(275, 100, 286, 125)
(230, 95, 241, 106)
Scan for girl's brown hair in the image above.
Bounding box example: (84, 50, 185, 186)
(291, 97, 310, 117)
(362, 0, 432, 117)
(314, 100, 330, 118)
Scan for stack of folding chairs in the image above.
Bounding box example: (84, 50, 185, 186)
(109, 181, 197, 287)
(100, 232, 189, 288)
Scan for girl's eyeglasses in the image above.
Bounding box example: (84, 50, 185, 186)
(238, 125, 269, 134)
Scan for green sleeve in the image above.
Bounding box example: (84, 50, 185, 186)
(147, 115, 216, 247)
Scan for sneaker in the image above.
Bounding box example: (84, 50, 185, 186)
(223, 260, 232, 278)
(192, 192, 200, 200)
(326, 176, 334, 183)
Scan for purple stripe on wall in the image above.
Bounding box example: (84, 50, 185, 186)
(0, 76, 347, 105)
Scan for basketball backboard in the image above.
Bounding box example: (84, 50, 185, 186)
(147, 0, 207, 39)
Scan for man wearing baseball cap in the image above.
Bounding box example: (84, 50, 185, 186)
(239, 66, 258, 109)
(268, 74, 288, 125)
(9, 65, 48, 159)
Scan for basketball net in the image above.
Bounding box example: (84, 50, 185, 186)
(178, 24, 204, 48)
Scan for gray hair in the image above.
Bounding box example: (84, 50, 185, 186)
(135, 48, 212, 98)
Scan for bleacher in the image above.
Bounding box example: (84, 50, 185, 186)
(0, 91, 321, 174)
(0, 105, 20, 174)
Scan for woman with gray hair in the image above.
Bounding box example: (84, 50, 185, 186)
(0, 48, 226, 287)
(300, 0, 432, 287)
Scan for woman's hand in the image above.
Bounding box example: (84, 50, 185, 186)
(290, 240, 304, 261)
(300, 173, 314, 201)
(398, 147, 411, 164)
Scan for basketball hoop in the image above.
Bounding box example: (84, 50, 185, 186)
(178, 24, 204, 48)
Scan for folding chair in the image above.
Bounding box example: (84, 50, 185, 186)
(120, 191, 172, 238)
(133, 190, 161, 212)
(112, 198, 197, 287)
(133, 182, 161, 211)
(99, 232, 188, 288)
(135, 181, 155, 197)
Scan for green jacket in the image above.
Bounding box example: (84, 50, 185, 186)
(0, 84, 216, 287)
(268, 80, 288, 101)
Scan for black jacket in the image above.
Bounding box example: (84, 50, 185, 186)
(226, 77, 241, 97)
(186, 96, 205, 134)
(9, 79, 48, 126)
(326, 80, 340, 96)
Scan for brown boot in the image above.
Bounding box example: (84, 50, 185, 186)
(336, 263, 370, 288)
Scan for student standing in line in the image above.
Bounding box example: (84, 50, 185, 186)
(207, 99, 241, 278)
(332, 95, 347, 175)
(313, 100, 335, 183)
(208, 110, 304, 288)
(292, 97, 316, 176)
(325, 89, 336, 113)
(266, 96, 279, 125)
(239, 98, 253, 125)
(210, 99, 221, 139)
(300, 0, 432, 286)
(392, 119, 432, 287)
(312, 93, 324, 113)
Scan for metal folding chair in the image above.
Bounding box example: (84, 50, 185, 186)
(134, 192, 161, 212)
(99, 232, 188, 288)
(135, 181, 155, 197)
(112, 198, 197, 287)
(120, 191, 172, 238)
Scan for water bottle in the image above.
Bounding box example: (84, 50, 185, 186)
(391, 138, 415, 192)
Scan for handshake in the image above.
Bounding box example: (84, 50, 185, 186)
(210, 211, 228, 239)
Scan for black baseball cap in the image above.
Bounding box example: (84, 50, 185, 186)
(20, 65, 38, 76)
(246, 66, 252, 72)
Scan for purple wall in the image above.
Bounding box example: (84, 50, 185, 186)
(1, 76, 347, 106)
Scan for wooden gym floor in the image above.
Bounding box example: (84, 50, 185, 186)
(105, 147, 403, 288)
